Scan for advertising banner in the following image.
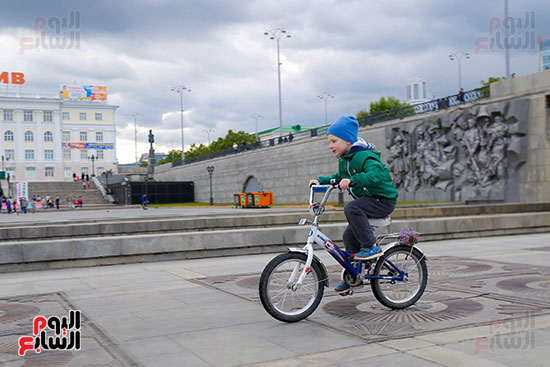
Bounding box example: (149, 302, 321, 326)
(62, 143, 114, 149)
(16, 181, 28, 200)
(60, 85, 107, 100)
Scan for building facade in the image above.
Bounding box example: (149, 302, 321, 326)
(405, 76, 428, 105)
(0, 94, 118, 182)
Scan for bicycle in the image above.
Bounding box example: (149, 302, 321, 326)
(259, 181, 428, 322)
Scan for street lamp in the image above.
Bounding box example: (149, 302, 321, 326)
(171, 85, 191, 163)
(264, 28, 291, 138)
(317, 93, 334, 125)
(89, 154, 96, 176)
(449, 51, 470, 90)
(169, 138, 177, 162)
(202, 128, 215, 145)
(249, 114, 263, 140)
(127, 112, 143, 163)
(207, 165, 215, 206)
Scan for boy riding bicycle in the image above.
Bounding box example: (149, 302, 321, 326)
(308, 116, 398, 293)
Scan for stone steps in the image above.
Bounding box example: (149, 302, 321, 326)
(1, 208, 550, 272)
(27, 181, 109, 205)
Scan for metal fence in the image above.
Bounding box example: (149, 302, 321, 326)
(164, 86, 490, 167)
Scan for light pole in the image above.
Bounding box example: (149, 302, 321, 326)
(249, 114, 263, 140)
(202, 128, 215, 145)
(171, 85, 191, 163)
(504, 0, 510, 79)
(449, 51, 470, 90)
(207, 165, 214, 206)
(264, 28, 291, 138)
(317, 93, 334, 125)
(89, 154, 96, 176)
(127, 112, 143, 163)
(169, 138, 177, 162)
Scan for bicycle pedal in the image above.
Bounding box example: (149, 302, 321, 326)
(338, 289, 354, 297)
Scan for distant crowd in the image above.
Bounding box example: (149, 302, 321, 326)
(0, 194, 84, 214)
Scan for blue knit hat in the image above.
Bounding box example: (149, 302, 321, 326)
(327, 116, 358, 144)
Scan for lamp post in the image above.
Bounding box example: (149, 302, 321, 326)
(249, 114, 263, 140)
(127, 112, 143, 163)
(317, 93, 334, 125)
(171, 85, 191, 163)
(264, 28, 291, 138)
(89, 154, 96, 176)
(169, 138, 177, 162)
(207, 165, 215, 206)
(202, 128, 215, 146)
(448, 51, 470, 90)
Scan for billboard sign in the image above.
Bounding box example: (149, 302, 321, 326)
(60, 84, 107, 101)
(62, 142, 114, 149)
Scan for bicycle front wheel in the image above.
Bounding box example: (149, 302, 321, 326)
(259, 252, 325, 322)
(371, 245, 428, 309)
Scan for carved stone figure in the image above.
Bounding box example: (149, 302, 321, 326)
(385, 99, 528, 202)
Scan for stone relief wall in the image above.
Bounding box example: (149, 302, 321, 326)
(386, 98, 528, 202)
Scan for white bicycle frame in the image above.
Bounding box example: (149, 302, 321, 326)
(286, 184, 425, 289)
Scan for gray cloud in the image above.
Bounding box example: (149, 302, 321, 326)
(1, 0, 548, 162)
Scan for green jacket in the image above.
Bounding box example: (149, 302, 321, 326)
(318, 150, 398, 203)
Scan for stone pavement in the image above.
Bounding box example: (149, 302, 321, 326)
(1, 232, 550, 366)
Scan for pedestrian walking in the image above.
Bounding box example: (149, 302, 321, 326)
(20, 197, 28, 214)
(55, 196, 60, 209)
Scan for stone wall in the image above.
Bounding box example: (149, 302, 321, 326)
(154, 71, 550, 204)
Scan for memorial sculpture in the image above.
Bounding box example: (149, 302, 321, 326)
(385, 99, 527, 202)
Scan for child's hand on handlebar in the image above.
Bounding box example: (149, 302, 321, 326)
(339, 179, 352, 190)
(309, 179, 320, 187)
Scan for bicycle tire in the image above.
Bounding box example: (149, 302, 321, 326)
(259, 252, 325, 322)
(371, 245, 428, 309)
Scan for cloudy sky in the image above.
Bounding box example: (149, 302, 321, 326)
(1, 0, 548, 163)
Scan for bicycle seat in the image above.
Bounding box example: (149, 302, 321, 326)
(369, 216, 392, 227)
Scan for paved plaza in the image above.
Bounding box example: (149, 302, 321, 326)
(1, 231, 550, 366)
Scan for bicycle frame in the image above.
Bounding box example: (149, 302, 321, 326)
(289, 184, 417, 288)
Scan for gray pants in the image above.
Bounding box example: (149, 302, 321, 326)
(343, 195, 396, 253)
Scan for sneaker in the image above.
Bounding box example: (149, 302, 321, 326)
(334, 283, 350, 293)
(354, 246, 383, 260)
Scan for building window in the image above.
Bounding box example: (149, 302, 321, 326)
(62, 130, 71, 141)
(95, 113, 103, 121)
(6, 167, 15, 180)
(43, 111, 53, 122)
(63, 149, 71, 160)
(26, 167, 36, 178)
(44, 131, 54, 142)
(80, 149, 88, 160)
(45, 167, 54, 177)
(81, 167, 89, 175)
(80, 131, 87, 142)
(5, 149, 15, 160)
(96, 131, 104, 142)
(96, 149, 104, 160)
(79, 113, 87, 121)
(24, 110, 33, 122)
(44, 149, 54, 160)
(62, 112, 70, 120)
(25, 149, 35, 160)
(3, 109, 13, 121)
(24, 130, 34, 142)
(64, 167, 72, 178)
(4, 130, 14, 141)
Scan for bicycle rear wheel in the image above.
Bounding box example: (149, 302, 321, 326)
(259, 252, 325, 322)
(371, 245, 427, 309)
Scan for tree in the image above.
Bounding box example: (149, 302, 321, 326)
(356, 96, 412, 125)
(368, 96, 410, 115)
(157, 129, 257, 165)
(139, 160, 148, 167)
(480, 76, 506, 88)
